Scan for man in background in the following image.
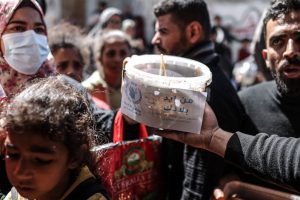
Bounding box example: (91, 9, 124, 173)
(152, 0, 248, 199)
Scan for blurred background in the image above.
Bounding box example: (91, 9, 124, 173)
(45, 0, 270, 54)
(44, 0, 273, 89)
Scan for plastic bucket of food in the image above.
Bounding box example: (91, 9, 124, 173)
(121, 54, 212, 133)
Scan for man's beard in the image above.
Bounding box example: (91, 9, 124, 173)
(156, 34, 189, 56)
(156, 44, 167, 55)
(271, 57, 300, 97)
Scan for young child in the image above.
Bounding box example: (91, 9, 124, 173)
(1, 77, 110, 200)
(47, 22, 110, 111)
(48, 21, 86, 82)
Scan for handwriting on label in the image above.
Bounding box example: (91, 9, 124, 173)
(163, 105, 189, 113)
(162, 96, 193, 114)
(163, 96, 193, 104)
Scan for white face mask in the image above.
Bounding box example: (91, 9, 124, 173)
(2, 30, 50, 75)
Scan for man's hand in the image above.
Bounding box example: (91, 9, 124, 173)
(154, 103, 233, 157)
(154, 103, 219, 149)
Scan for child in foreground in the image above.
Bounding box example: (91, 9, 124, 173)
(1, 77, 110, 200)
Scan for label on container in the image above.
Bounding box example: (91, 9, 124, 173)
(121, 75, 207, 134)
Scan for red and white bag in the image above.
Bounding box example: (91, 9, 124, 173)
(95, 111, 164, 200)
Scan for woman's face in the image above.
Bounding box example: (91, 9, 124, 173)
(4, 132, 74, 200)
(99, 41, 130, 87)
(0, 6, 46, 54)
(106, 14, 122, 30)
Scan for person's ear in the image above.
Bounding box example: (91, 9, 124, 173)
(186, 21, 203, 44)
(68, 144, 88, 169)
(98, 54, 103, 64)
(0, 131, 8, 154)
(262, 49, 268, 59)
(262, 49, 270, 69)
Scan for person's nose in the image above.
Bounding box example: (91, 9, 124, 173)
(115, 53, 127, 63)
(112, 55, 121, 64)
(283, 38, 300, 59)
(66, 64, 82, 81)
(65, 63, 76, 75)
(66, 71, 81, 82)
(151, 32, 160, 45)
(14, 158, 32, 179)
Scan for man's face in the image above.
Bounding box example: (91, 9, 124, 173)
(263, 11, 300, 97)
(151, 14, 190, 56)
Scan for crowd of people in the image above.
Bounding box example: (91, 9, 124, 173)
(0, 0, 300, 199)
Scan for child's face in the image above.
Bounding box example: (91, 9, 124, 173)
(4, 132, 73, 200)
(53, 47, 84, 82)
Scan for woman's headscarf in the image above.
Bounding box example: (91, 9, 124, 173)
(87, 7, 122, 39)
(0, 0, 54, 96)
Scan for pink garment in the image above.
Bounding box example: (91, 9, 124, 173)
(0, 0, 53, 95)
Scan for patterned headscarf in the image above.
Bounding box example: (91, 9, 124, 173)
(0, 0, 54, 96)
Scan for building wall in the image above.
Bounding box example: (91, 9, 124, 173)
(207, 1, 270, 39)
(61, 0, 86, 26)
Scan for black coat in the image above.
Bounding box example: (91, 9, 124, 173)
(164, 41, 248, 200)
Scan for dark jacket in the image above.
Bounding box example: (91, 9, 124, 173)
(239, 80, 300, 137)
(164, 41, 248, 200)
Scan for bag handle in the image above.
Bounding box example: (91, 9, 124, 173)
(113, 110, 148, 143)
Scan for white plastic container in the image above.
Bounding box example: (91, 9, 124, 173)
(121, 54, 212, 133)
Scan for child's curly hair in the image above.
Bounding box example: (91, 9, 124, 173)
(1, 76, 98, 176)
(48, 21, 88, 66)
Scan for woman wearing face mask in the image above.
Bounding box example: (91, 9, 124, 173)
(0, 0, 53, 96)
(0, 0, 53, 196)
